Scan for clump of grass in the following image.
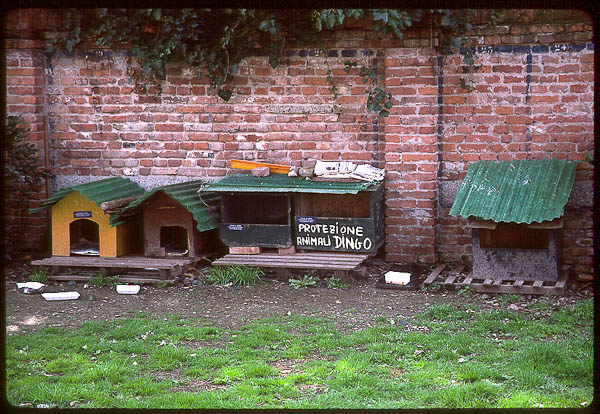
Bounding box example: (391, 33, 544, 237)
(90, 270, 109, 287)
(289, 274, 320, 289)
(205, 265, 263, 286)
(325, 276, 349, 289)
(498, 293, 521, 305)
(28, 267, 50, 283)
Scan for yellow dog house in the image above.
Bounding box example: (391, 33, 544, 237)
(29, 177, 145, 257)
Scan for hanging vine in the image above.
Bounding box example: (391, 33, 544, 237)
(47, 9, 502, 116)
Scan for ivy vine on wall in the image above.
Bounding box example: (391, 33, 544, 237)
(47, 9, 501, 117)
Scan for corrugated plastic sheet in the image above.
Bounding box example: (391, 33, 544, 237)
(113, 180, 220, 231)
(28, 177, 145, 217)
(201, 173, 380, 194)
(449, 159, 578, 224)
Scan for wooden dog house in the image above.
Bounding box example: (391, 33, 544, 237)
(202, 173, 384, 254)
(114, 180, 220, 258)
(450, 158, 578, 282)
(29, 177, 145, 257)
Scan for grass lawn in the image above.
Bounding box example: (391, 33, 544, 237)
(6, 297, 593, 409)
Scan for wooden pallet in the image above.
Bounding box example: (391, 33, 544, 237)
(213, 252, 368, 281)
(214, 252, 368, 270)
(423, 264, 567, 295)
(31, 255, 204, 281)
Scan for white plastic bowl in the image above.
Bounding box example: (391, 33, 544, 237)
(116, 284, 140, 295)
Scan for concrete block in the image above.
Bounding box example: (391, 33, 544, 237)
(251, 167, 270, 177)
(278, 246, 296, 255)
(229, 246, 262, 255)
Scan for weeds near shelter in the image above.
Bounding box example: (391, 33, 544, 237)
(28, 268, 50, 283)
(205, 265, 263, 287)
(289, 274, 320, 289)
(325, 277, 349, 289)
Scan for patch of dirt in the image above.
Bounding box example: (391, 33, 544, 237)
(3, 259, 593, 336)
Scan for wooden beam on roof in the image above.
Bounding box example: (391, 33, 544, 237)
(466, 217, 498, 229)
(526, 217, 563, 229)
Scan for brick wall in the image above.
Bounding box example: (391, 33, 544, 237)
(4, 36, 49, 257)
(4, 9, 594, 280)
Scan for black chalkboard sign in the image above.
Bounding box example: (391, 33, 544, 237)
(295, 217, 376, 253)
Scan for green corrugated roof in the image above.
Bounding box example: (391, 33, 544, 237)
(113, 180, 220, 232)
(28, 177, 145, 221)
(201, 173, 381, 194)
(449, 159, 578, 224)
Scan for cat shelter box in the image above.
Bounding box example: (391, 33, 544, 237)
(449, 158, 578, 282)
(202, 173, 384, 254)
(113, 180, 220, 258)
(28, 177, 145, 257)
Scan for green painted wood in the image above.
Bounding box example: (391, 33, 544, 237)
(220, 223, 292, 248)
(294, 217, 377, 253)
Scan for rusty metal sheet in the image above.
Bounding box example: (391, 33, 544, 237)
(449, 159, 578, 224)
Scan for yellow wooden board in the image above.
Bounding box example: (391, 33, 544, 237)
(230, 159, 291, 174)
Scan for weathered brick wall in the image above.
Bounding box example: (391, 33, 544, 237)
(383, 48, 440, 264)
(4, 9, 594, 280)
(43, 48, 382, 183)
(433, 16, 595, 281)
(4, 37, 49, 258)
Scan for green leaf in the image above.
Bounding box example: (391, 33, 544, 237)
(379, 109, 390, 117)
(384, 101, 393, 109)
(218, 89, 233, 101)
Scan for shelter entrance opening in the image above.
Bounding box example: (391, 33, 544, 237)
(479, 222, 549, 250)
(70, 219, 100, 256)
(160, 226, 189, 256)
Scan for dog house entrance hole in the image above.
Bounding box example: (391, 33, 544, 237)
(70, 219, 100, 256)
(479, 222, 549, 250)
(160, 226, 189, 256)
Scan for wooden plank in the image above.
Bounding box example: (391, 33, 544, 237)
(230, 159, 291, 174)
(483, 279, 493, 286)
(219, 253, 366, 262)
(50, 274, 174, 284)
(461, 274, 473, 286)
(214, 261, 358, 270)
(423, 264, 445, 285)
(555, 275, 566, 289)
(514, 280, 524, 287)
(213, 254, 362, 270)
(215, 257, 365, 266)
(32, 256, 198, 269)
(527, 217, 563, 229)
(443, 275, 457, 286)
(252, 252, 369, 260)
(533, 280, 543, 288)
(467, 217, 498, 229)
(219, 253, 368, 263)
(214, 257, 362, 267)
(493, 279, 502, 286)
